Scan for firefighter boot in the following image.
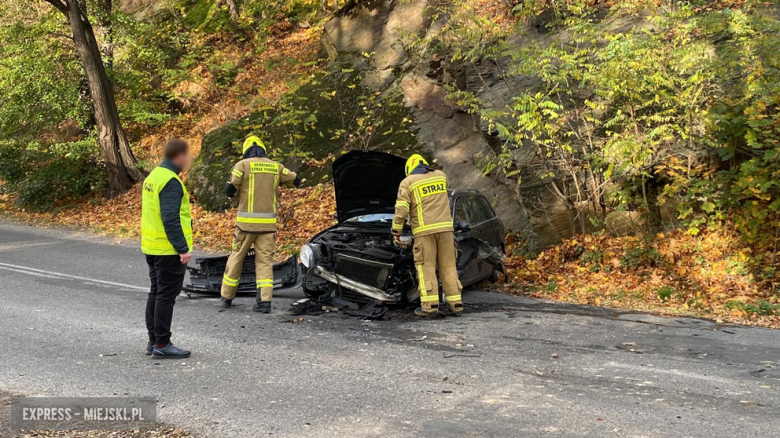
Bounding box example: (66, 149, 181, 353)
(253, 299, 271, 313)
(414, 307, 440, 317)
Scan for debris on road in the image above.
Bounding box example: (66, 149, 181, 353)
(291, 297, 388, 320)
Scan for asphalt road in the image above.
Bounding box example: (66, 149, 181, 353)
(0, 220, 779, 437)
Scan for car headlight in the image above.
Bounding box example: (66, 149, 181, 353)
(299, 243, 318, 268)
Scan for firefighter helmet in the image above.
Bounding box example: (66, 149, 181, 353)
(242, 135, 266, 154)
(405, 154, 428, 176)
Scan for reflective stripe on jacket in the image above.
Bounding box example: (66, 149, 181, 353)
(141, 166, 193, 255)
(392, 169, 453, 237)
(230, 157, 298, 232)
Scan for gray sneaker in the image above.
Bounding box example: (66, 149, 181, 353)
(151, 343, 191, 359)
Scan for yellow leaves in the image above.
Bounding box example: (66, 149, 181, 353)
(499, 226, 777, 328)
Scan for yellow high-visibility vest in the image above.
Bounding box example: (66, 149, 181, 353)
(141, 166, 193, 255)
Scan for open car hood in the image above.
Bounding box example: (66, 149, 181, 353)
(332, 151, 406, 223)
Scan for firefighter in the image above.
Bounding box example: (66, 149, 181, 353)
(220, 135, 300, 313)
(392, 154, 463, 317)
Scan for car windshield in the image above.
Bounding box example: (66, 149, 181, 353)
(345, 213, 395, 223)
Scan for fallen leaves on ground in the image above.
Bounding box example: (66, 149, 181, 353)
(0, 183, 336, 260)
(129, 26, 323, 162)
(2, 185, 778, 328)
(500, 229, 780, 328)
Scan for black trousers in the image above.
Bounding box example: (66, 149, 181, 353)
(145, 254, 186, 346)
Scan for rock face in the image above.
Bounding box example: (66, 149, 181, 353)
(186, 122, 243, 212)
(323, 1, 431, 70)
(192, 0, 588, 248)
(400, 74, 530, 232)
(325, 0, 539, 245)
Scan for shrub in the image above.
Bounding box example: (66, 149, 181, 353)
(656, 286, 675, 302)
(0, 140, 104, 210)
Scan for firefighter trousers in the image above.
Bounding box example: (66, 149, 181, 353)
(220, 229, 275, 302)
(413, 231, 463, 313)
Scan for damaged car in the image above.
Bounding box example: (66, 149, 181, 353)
(184, 151, 506, 305)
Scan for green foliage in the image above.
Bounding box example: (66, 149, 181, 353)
(620, 245, 663, 269)
(0, 7, 90, 140)
(0, 140, 104, 210)
(427, 0, 780, 256)
(111, 10, 174, 127)
(655, 286, 675, 301)
(579, 249, 604, 272)
(0, 5, 108, 207)
(726, 299, 780, 316)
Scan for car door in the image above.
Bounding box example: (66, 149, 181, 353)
(471, 195, 504, 250)
(463, 195, 497, 280)
(452, 195, 482, 284)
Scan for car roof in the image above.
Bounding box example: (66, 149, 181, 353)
(449, 188, 486, 198)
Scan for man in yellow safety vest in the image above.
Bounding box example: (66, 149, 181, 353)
(220, 135, 300, 313)
(141, 138, 193, 359)
(391, 154, 463, 317)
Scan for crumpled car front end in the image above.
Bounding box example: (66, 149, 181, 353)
(299, 223, 418, 303)
(297, 151, 417, 303)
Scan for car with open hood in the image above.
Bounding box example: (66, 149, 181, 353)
(184, 151, 505, 304)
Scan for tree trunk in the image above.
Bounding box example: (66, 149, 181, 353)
(225, 0, 239, 18)
(217, 0, 240, 33)
(46, 0, 142, 197)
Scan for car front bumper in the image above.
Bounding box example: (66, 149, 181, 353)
(309, 265, 401, 303)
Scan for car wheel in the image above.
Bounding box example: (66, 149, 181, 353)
(303, 286, 327, 300)
(404, 285, 420, 303)
(489, 267, 500, 283)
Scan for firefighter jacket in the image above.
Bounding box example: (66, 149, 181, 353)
(229, 157, 297, 233)
(392, 169, 453, 237)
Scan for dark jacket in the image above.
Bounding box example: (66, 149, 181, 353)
(410, 164, 434, 175)
(159, 159, 189, 254)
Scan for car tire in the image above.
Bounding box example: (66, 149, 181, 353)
(303, 286, 327, 300)
(489, 267, 500, 283)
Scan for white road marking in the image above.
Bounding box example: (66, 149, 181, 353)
(0, 241, 57, 251)
(0, 262, 148, 292)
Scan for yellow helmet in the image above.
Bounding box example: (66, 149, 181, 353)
(405, 154, 428, 176)
(242, 135, 266, 154)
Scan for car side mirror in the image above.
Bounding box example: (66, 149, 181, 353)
(455, 221, 471, 233)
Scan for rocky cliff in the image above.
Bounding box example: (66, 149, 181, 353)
(322, 0, 548, 244)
